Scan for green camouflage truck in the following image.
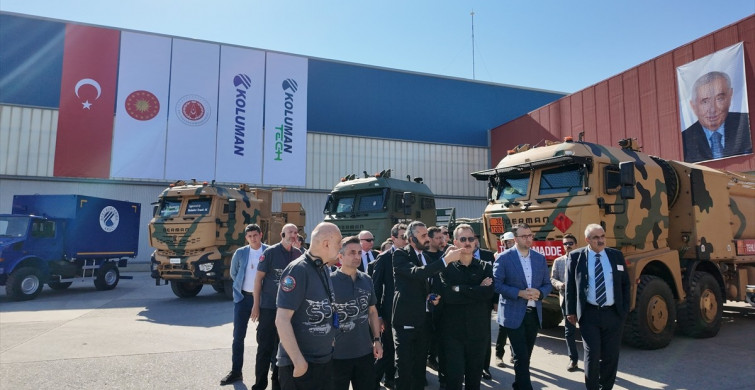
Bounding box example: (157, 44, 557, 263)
(149, 180, 305, 299)
(472, 137, 755, 349)
(323, 170, 438, 245)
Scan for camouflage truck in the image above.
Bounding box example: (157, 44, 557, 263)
(323, 169, 439, 245)
(149, 180, 306, 299)
(472, 137, 755, 349)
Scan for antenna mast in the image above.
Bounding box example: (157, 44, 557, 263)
(470, 11, 476, 80)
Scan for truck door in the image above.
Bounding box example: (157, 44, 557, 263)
(27, 219, 63, 261)
(598, 164, 627, 246)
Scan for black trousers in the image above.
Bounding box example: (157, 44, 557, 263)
(443, 332, 486, 390)
(374, 321, 396, 387)
(393, 325, 428, 390)
(279, 360, 332, 390)
(579, 305, 623, 390)
(506, 308, 540, 390)
(495, 325, 510, 359)
(332, 353, 375, 390)
(254, 308, 280, 390)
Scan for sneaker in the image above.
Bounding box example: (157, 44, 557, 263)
(496, 356, 506, 368)
(220, 371, 243, 386)
(567, 360, 579, 372)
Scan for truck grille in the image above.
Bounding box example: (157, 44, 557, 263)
(155, 236, 202, 246)
(157, 249, 205, 257)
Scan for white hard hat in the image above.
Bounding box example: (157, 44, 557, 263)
(502, 232, 515, 240)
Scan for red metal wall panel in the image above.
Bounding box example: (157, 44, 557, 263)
(491, 15, 754, 172)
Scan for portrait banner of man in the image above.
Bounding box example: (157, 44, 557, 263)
(676, 42, 752, 163)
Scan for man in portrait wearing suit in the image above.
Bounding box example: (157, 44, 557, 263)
(392, 221, 462, 390)
(565, 224, 630, 390)
(358, 230, 379, 276)
(493, 223, 552, 390)
(682, 71, 752, 163)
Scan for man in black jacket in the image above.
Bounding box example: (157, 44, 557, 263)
(392, 221, 462, 390)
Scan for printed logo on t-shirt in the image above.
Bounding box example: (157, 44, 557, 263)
(305, 299, 333, 335)
(333, 288, 371, 333)
(281, 275, 296, 292)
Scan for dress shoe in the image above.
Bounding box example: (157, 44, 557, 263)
(220, 371, 243, 386)
(567, 360, 579, 372)
(382, 379, 395, 389)
(482, 369, 493, 380)
(427, 358, 439, 371)
(496, 356, 506, 368)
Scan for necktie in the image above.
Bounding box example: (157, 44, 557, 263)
(595, 253, 606, 306)
(710, 132, 724, 159)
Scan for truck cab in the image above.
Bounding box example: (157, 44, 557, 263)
(323, 170, 437, 244)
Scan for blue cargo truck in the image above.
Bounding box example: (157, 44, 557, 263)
(0, 195, 140, 301)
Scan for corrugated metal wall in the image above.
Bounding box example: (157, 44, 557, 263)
(491, 15, 755, 172)
(0, 105, 58, 177)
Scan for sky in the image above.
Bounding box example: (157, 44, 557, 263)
(1, 1, 753, 93)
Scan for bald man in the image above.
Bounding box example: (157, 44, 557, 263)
(276, 222, 343, 390)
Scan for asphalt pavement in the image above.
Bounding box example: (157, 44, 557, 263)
(1, 271, 753, 389)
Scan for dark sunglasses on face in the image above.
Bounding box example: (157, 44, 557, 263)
(457, 236, 476, 243)
(564, 242, 575, 247)
(360, 238, 374, 242)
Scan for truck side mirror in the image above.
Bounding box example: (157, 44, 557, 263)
(323, 194, 333, 214)
(619, 161, 635, 199)
(228, 199, 237, 213)
(402, 192, 413, 215)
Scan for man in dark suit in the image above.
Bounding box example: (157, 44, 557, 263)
(371, 223, 407, 390)
(682, 71, 752, 163)
(392, 221, 462, 390)
(565, 224, 630, 390)
(474, 243, 496, 381)
(359, 230, 379, 276)
(493, 223, 552, 390)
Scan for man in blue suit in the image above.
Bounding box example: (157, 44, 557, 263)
(221, 224, 269, 386)
(566, 224, 630, 390)
(493, 223, 552, 390)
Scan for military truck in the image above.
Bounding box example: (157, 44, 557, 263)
(472, 137, 755, 349)
(0, 195, 140, 301)
(149, 180, 305, 299)
(323, 169, 439, 244)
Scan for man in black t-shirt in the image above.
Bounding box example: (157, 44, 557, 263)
(275, 222, 342, 390)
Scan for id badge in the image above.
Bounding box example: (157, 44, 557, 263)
(332, 314, 340, 329)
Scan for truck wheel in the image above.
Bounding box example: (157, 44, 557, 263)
(170, 280, 203, 298)
(223, 280, 234, 300)
(48, 280, 73, 290)
(6, 267, 44, 301)
(678, 271, 722, 338)
(541, 300, 564, 329)
(94, 263, 120, 290)
(211, 282, 225, 293)
(623, 275, 676, 350)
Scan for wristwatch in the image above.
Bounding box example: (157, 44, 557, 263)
(453, 285, 460, 292)
(372, 337, 381, 343)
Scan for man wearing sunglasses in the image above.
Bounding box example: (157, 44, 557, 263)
(550, 233, 580, 372)
(358, 230, 379, 276)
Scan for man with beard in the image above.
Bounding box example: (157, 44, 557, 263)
(250, 224, 304, 390)
(392, 221, 462, 390)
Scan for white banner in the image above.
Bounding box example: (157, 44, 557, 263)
(110, 32, 171, 179)
(262, 53, 308, 186)
(215, 46, 266, 184)
(165, 39, 220, 180)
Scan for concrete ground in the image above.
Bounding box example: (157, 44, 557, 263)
(1, 271, 753, 389)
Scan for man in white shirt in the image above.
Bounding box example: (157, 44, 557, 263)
(221, 224, 268, 386)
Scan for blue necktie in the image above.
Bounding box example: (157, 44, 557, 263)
(710, 132, 724, 159)
(595, 253, 606, 306)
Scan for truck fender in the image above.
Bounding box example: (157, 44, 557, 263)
(7, 256, 50, 280)
(681, 259, 725, 297)
(624, 249, 684, 310)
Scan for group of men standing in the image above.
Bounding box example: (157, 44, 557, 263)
(219, 218, 631, 390)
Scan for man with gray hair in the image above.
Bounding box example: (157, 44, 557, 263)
(683, 70, 752, 163)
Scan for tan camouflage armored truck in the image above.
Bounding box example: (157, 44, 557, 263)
(472, 137, 755, 349)
(149, 180, 306, 299)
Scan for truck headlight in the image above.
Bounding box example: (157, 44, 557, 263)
(198, 262, 214, 272)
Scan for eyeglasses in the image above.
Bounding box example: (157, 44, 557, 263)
(563, 242, 575, 247)
(457, 236, 476, 243)
(516, 234, 534, 239)
(360, 238, 374, 242)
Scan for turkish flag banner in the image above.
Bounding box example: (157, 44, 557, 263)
(53, 24, 120, 178)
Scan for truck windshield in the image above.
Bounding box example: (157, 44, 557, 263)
(0, 216, 30, 237)
(186, 198, 212, 215)
(329, 191, 387, 214)
(539, 164, 584, 195)
(158, 198, 182, 218)
(335, 197, 356, 213)
(494, 173, 530, 202)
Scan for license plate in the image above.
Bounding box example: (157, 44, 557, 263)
(170, 258, 181, 264)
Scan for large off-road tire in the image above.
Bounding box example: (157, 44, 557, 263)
(48, 280, 73, 290)
(170, 280, 203, 298)
(541, 303, 564, 329)
(223, 280, 234, 300)
(623, 275, 676, 349)
(94, 263, 120, 291)
(6, 266, 44, 301)
(211, 282, 225, 293)
(678, 271, 722, 338)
